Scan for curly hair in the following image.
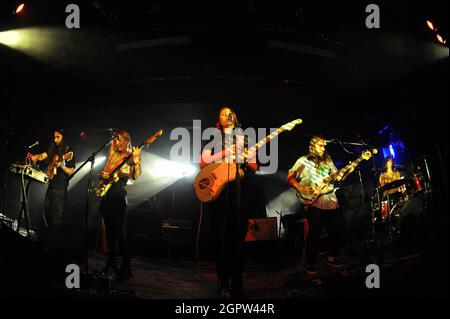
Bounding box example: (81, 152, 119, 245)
(307, 134, 331, 165)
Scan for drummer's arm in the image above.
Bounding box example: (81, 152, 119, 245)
(379, 174, 384, 187)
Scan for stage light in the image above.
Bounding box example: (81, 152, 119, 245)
(389, 144, 396, 158)
(122, 151, 199, 208)
(149, 160, 197, 178)
(68, 156, 106, 191)
(15, 3, 25, 15)
(436, 34, 446, 45)
(377, 124, 390, 135)
(426, 20, 436, 31)
(0, 27, 73, 62)
(0, 31, 20, 46)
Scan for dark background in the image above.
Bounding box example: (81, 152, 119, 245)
(0, 0, 448, 260)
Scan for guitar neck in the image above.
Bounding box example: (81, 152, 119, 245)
(108, 130, 162, 176)
(332, 155, 366, 182)
(237, 127, 285, 161)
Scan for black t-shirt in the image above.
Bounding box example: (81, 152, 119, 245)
(46, 144, 76, 190)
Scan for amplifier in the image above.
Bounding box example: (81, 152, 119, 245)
(161, 219, 192, 242)
(245, 217, 278, 241)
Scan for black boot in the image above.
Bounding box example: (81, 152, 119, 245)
(118, 259, 133, 281)
(217, 277, 231, 299)
(231, 274, 244, 299)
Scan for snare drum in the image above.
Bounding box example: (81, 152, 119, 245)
(381, 200, 390, 220)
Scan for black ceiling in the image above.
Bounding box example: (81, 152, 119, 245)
(0, 0, 448, 166)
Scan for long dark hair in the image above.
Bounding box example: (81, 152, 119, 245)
(382, 156, 397, 173)
(47, 129, 68, 162)
(215, 106, 239, 132)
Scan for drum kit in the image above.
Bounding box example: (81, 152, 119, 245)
(371, 164, 431, 236)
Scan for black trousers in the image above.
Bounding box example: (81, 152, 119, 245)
(99, 190, 130, 269)
(208, 181, 248, 296)
(43, 188, 67, 230)
(40, 188, 67, 251)
(305, 206, 342, 266)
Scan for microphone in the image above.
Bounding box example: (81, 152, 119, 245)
(325, 139, 338, 144)
(27, 141, 39, 149)
(111, 129, 120, 140)
(228, 113, 233, 124)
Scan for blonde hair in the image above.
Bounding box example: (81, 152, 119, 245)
(104, 129, 132, 173)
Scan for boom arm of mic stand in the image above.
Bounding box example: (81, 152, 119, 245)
(68, 137, 113, 181)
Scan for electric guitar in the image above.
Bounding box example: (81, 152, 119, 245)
(194, 119, 303, 202)
(297, 149, 377, 206)
(48, 151, 74, 180)
(95, 130, 163, 197)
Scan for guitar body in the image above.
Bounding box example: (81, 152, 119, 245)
(96, 174, 120, 198)
(193, 163, 244, 202)
(297, 182, 335, 206)
(47, 151, 74, 180)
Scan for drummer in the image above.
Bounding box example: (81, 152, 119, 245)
(379, 156, 406, 198)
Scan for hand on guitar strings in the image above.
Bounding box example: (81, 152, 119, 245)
(297, 184, 314, 195)
(132, 146, 141, 165)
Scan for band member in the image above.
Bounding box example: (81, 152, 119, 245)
(98, 129, 141, 280)
(379, 156, 404, 197)
(200, 106, 258, 299)
(287, 135, 343, 275)
(30, 129, 75, 244)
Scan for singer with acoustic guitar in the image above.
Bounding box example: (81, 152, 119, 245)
(199, 106, 258, 299)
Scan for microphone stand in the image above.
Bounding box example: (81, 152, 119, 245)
(233, 122, 243, 245)
(68, 133, 115, 275)
(367, 149, 384, 266)
(334, 137, 383, 263)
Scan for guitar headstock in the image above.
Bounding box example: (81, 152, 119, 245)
(281, 119, 303, 131)
(362, 149, 378, 160)
(145, 130, 164, 145)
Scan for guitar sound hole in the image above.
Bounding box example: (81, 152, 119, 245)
(199, 178, 210, 190)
